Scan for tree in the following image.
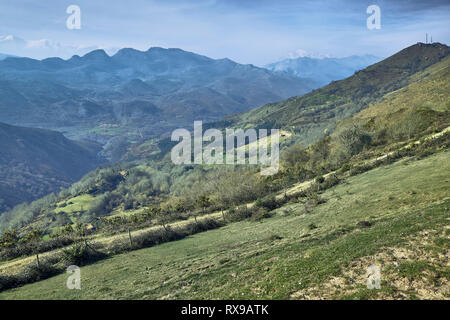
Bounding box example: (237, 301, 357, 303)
(196, 194, 211, 215)
(193, 194, 212, 224)
(0, 228, 19, 248)
(335, 123, 371, 157)
(282, 144, 309, 169)
(153, 206, 170, 232)
(309, 138, 330, 173)
(175, 197, 195, 221)
(23, 228, 44, 269)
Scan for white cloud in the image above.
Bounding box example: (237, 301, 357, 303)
(0, 34, 118, 59)
(286, 49, 335, 60)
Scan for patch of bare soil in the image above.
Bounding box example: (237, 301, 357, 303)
(291, 228, 449, 300)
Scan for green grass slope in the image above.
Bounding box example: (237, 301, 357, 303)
(1, 150, 448, 299)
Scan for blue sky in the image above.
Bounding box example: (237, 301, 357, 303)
(0, 0, 449, 65)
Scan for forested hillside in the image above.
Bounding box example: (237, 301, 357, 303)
(0, 122, 104, 213)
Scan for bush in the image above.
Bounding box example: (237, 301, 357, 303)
(188, 218, 223, 234)
(349, 163, 375, 176)
(250, 207, 272, 221)
(87, 191, 122, 217)
(226, 206, 253, 222)
(255, 195, 280, 211)
(61, 241, 107, 266)
(315, 175, 325, 184)
(0, 236, 74, 261)
(308, 223, 318, 230)
(339, 162, 353, 173)
(334, 123, 372, 157)
(0, 260, 59, 291)
(319, 174, 340, 190)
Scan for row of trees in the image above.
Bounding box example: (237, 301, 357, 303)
(0, 228, 43, 267)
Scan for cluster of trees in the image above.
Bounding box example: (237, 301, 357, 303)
(0, 228, 43, 265)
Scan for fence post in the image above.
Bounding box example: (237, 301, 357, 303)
(128, 229, 133, 248)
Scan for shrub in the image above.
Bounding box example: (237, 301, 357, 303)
(339, 162, 353, 173)
(226, 206, 253, 222)
(61, 241, 107, 266)
(250, 207, 272, 221)
(0, 260, 59, 291)
(349, 163, 375, 176)
(334, 123, 372, 157)
(255, 195, 280, 211)
(0, 235, 74, 261)
(308, 223, 318, 230)
(319, 174, 340, 190)
(315, 175, 325, 184)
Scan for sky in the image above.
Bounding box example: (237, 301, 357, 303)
(0, 0, 449, 65)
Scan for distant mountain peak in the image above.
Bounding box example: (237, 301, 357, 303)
(286, 49, 333, 60)
(82, 49, 110, 59)
(265, 54, 382, 86)
(114, 47, 142, 54)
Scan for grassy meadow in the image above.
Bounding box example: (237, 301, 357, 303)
(1, 150, 448, 300)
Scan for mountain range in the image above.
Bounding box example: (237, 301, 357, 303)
(0, 46, 320, 210)
(0, 53, 15, 60)
(0, 35, 107, 60)
(0, 47, 319, 153)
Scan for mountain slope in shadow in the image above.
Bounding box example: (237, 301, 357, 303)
(0, 122, 104, 213)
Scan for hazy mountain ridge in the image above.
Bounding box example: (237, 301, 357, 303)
(0, 53, 15, 60)
(265, 54, 382, 86)
(0, 47, 320, 149)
